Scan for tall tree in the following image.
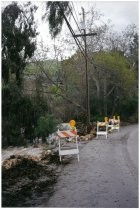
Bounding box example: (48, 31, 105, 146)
(92, 51, 137, 117)
(121, 24, 138, 72)
(2, 2, 38, 86)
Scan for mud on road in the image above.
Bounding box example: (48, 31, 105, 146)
(2, 124, 138, 207)
(40, 124, 138, 208)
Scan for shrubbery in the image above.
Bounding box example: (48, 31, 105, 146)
(34, 115, 61, 141)
(2, 83, 61, 147)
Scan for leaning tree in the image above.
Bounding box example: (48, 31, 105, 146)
(2, 2, 38, 86)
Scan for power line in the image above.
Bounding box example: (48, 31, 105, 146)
(71, 2, 79, 22)
(69, 2, 87, 45)
(70, 2, 81, 33)
(68, 4, 81, 33)
(57, 2, 98, 123)
(57, 2, 98, 69)
(67, 3, 98, 69)
(74, 7, 97, 123)
(65, 18, 85, 57)
(57, 2, 86, 58)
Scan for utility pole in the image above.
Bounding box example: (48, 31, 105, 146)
(74, 7, 97, 124)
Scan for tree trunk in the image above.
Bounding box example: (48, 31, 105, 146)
(103, 78, 107, 116)
(93, 77, 100, 99)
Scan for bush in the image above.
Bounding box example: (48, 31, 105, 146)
(34, 115, 61, 141)
(119, 96, 138, 122)
(2, 83, 35, 147)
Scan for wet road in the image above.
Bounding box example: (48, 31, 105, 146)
(40, 124, 138, 208)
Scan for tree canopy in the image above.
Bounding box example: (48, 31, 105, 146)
(2, 2, 38, 86)
(43, 1, 70, 38)
(2, 2, 138, 147)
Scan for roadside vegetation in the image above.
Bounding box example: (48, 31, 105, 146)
(2, 2, 138, 148)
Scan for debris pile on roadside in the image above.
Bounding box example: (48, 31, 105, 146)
(2, 147, 61, 207)
(77, 122, 96, 141)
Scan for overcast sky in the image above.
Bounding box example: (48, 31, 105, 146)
(1, 0, 139, 58)
(34, 1, 139, 58)
(93, 1, 139, 30)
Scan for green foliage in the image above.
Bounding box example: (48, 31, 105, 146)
(90, 115, 104, 122)
(119, 95, 138, 122)
(2, 2, 38, 86)
(2, 2, 138, 149)
(43, 1, 70, 38)
(92, 51, 137, 117)
(24, 50, 138, 124)
(34, 115, 61, 140)
(2, 82, 35, 147)
(48, 84, 62, 96)
(25, 59, 58, 75)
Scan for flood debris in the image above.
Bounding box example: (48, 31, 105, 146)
(2, 122, 98, 207)
(2, 148, 61, 207)
(80, 133, 95, 141)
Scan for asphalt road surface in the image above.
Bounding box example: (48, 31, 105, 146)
(40, 124, 138, 208)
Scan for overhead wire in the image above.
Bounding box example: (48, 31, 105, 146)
(69, 2, 86, 45)
(57, 2, 86, 58)
(68, 2, 98, 68)
(69, 2, 82, 34)
(71, 2, 80, 24)
(57, 2, 97, 69)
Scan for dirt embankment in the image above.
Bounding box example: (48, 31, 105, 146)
(2, 148, 62, 207)
(2, 134, 93, 207)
